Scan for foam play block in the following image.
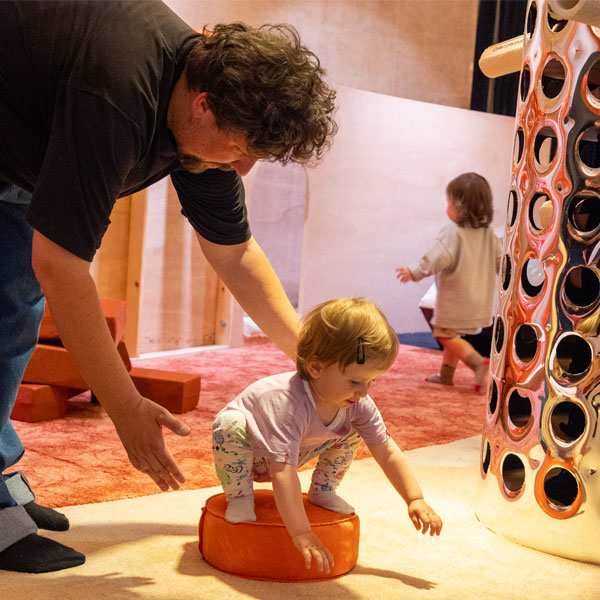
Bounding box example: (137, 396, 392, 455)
(198, 490, 360, 582)
(11, 384, 69, 422)
(129, 367, 200, 414)
(38, 298, 127, 344)
(23, 344, 89, 389)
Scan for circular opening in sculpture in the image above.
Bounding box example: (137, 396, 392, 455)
(526, 3, 537, 39)
(514, 128, 525, 165)
(502, 453, 525, 495)
(576, 126, 600, 175)
(521, 258, 545, 297)
(547, 11, 568, 33)
(514, 324, 539, 364)
(529, 193, 553, 231)
(507, 190, 518, 227)
(494, 317, 504, 354)
(585, 58, 600, 105)
(501, 254, 511, 291)
(520, 65, 531, 102)
(482, 440, 491, 475)
(544, 467, 578, 510)
(541, 58, 565, 99)
(567, 193, 600, 238)
(554, 333, 593, 378)
(507, 389, 533, 432)
(550, 400, 586, 444)
(534, 126, 558, 172)
(488, 379, 498, 416)
(562, 266, 600, 314)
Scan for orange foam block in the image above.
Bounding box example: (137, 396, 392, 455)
(11, 384, 69, 422)
(129, 367, 200, 414)
(199, 490, 360, 582)
(39, 298, 127, 343)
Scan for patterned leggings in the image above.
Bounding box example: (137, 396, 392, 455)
(212, 409, 362, 500)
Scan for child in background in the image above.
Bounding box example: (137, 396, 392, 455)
(396, 172, 501, 393)
(212, 298, 442, 574)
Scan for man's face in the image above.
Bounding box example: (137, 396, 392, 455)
(169, 93, 262, 176)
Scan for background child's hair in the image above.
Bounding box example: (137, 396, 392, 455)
(296, 297, 399, 379)
(447, 172, 493, 228)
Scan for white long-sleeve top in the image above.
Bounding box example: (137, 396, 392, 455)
(409, 222, 501, 330)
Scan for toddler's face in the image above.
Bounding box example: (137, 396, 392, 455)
(308, 359, 387, 409)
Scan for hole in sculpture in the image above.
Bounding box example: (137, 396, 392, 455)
(520, 65, 531, 102)
(544, 467, 578, 509)
(568, 194, 600, 234)
(563, 266, 600, 314)
(514, 128, 525, 165)
(508, 389, 532, 430)
(489, 379, 498, 415)
(494, 317, 505, 354)
(514, 324, 539, 364)
(526, 3, 537, 39)
(586, 58, 600, 103)
(550, 401, 586, 443)
(534, 126, 558, 171)
(521, 258, 545, 297)
(554, 333, 592, 377)
(529, 193, 553, 231)
(547, 11, 568, 33)
(541, 58, 565, 99)
(502, 454, 525, 494)
(577, 126, 600, 171)
(482, 441, 491, 475)
(507, 190, 518, 227)
(501, 255, 511, 290)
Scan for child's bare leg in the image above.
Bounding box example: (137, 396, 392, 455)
(306, 431, 361, 514)
(439, 337, 488, 392)
(427, 338, 458, 385)
(212, 409, 256, 523)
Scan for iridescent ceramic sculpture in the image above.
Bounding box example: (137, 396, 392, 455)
(475, 0, 600, 563)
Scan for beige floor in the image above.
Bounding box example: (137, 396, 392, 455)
(2, 436, 600, 600)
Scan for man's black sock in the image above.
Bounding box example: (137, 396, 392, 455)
(0, 533, 85, 573)
(24, 501, 69, 531)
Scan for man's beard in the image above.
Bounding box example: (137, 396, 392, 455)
(178, 154, 234, 174)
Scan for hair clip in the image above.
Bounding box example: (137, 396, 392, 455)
(356, 337, 365, 364)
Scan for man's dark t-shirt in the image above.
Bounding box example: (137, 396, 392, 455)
(0, 0, 251, 260)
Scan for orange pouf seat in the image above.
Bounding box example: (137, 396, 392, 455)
(198, 489, 360, 582)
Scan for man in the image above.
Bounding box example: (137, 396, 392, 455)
(0, 1, 337, 573)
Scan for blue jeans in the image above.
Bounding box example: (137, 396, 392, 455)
(0, 187, 45, 550)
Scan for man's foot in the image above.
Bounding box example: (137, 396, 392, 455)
(0, 534, 85, 573)
(24, 502, 69, 531)
(225, 497, 256, 523)
(307, 489, 354, 514)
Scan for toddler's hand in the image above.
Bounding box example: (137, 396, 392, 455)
(291, 531, 334, 573)
(395, 267, 414, 282)
(408, 499, 442, 536)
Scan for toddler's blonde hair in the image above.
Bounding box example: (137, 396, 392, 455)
(296, 297, 398, 379)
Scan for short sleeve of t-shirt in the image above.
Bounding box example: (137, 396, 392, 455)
(171, 168, 251, 245)
(349, 395, 390, 448)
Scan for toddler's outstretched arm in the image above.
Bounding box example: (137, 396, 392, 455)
(270, 461, 334, 573)
(370, 438, 442, 536)
(395, 267, 415, 283)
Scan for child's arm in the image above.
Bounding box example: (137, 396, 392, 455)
(270, 461, 334, 572)
(395, 267, 415, 282)
(369, 438, 443, 536)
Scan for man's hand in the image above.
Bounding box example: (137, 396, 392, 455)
(407, 499, 443, 536)
(395, 267, 415, 282)
(107, 395, 190, 490)
(291, 531, 334, 572)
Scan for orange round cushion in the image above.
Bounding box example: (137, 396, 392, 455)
(198, 489, 360, 582)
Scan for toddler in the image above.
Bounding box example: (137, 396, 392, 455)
(212, 297, 442, 574)
(396, 172, 501, 393)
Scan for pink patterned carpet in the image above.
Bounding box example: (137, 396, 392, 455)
(11, 343, 485, 508)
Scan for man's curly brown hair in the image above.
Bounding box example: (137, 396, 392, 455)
(185, 23, 338, 165)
